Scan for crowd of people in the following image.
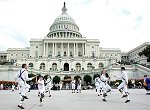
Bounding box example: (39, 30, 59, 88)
(1, 63, 149, 109)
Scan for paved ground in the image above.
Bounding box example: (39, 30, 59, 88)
(0, 89, 150, 110)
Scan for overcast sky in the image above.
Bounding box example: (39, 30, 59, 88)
(0, 0, 150, 52)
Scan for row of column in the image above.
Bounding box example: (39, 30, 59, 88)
(49, 32, 80, 38)
(43, 43, 86, 57)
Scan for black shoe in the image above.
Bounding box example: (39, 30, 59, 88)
(103, 93, 107, 97)
(125, 100, 130, 103)
(22, 95, 28, 99)
(17, 105, 25, 109)
(40, 98, 42, 102)
(98, 94, 100, 96)
(107, 89, 111, 92)
(45, 91, 48, 93)
(102, 99, 107, 102)
(49, 95, 51, 97)
(122, 95, 127, 98)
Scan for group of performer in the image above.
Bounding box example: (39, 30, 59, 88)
(14, 63, 150, 109)
(15, 64, 52, 109)
(94, 67, 130, 103)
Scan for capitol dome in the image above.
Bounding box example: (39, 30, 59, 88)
(47, 2, 82, 38)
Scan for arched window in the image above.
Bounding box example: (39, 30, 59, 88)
(40, 63, 45, 70)
(87, 63, 92, 70)
(29, 63, 34, 68)
(76, 63, 81, 71)
(52, 63, 57, 71)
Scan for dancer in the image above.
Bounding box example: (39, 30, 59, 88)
(100, 69, 111, 102)
(15, 64, 33, 109)
(95, 75, 102, 96)
(114, 67, 130, 103)
(37, 75, 45, 105)
(45, 76, 52, 97)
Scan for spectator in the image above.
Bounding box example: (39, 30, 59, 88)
(143, 75, 150, 95)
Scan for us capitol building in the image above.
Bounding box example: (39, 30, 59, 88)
(6, 3, 121, 79)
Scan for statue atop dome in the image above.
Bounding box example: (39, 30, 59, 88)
(62, 2, 67, 14)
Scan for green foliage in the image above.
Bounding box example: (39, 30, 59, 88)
(83, 75, 92, 85)
(74, 75, 81, 81)
(53, 76, 60, 84)
(139, 45, 150, 62)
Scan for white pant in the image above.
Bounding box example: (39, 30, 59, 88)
(117, 82, 128, 93)
(72, 84, 75, 90)
(25, 83, 30, 93)
(77, 84, 81, 90)
(18, 81, 26, 96)
(117, 81, 130, 100)
(100, 82, 108, 93)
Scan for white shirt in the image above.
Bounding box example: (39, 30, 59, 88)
(100, 74, 109, 82)
(121, 71, 128, 84)
(38, 79, 45, 90)
(95, 77, 101, 85)
(46, 78, 52, 87)
(15, 68, 32, 83)
(115, 71, 128, 84)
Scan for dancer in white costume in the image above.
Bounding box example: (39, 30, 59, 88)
(95, 75, 102, 96)
(15, 64, 33, 109)
(114, 67, 130, 103)
(37, 76, 45, 104)
(45, 76, 52, 97)
(71, 79, 76, 93)
(77, 78, 82, 93)
(100, 70, 111, 102)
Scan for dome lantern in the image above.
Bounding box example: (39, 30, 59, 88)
(62, 2, 67, 14)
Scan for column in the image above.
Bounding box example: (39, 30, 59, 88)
(53, 43, 54, 57)
(47, 43, 48, 57)
(43, 43, 45, 56)
(85, 43, 86, 56)
(74, 43, 75, 57)
(68, 43, 69, 57)
(61, 43, 63, 57)
(82, 43, 84, 57)
(55, 43, 57, 56)
(76, 43, 78, 57)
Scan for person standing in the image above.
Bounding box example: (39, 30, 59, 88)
(45, 76, 52, 97)
(15, 64, 33, 109)
(143, 75, 150, 95)
(71, 79, 76, 93)
(77, 78, 82, 93)
(114, 67, 130, 103)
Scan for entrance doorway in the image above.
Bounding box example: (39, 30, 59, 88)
(64, 63, 69, 71)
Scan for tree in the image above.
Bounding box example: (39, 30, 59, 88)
(74, 75, 81, 81)
(83, 75, 92, 85)
(139, 45, 150, 62)
(53, 76, 61, 84)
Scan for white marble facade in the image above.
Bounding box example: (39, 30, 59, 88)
(6, 3, 121, 73)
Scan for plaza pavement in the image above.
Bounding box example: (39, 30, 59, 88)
(0, 89, 150, 110)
